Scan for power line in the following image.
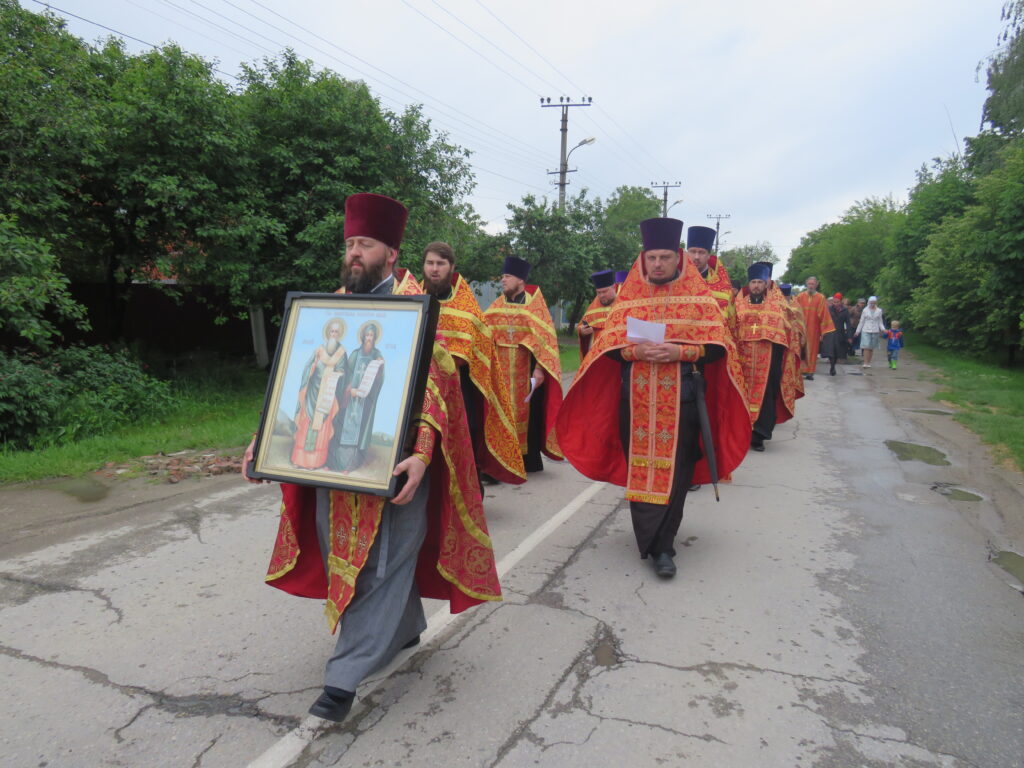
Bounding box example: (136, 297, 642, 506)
(31, 0, 240, 80)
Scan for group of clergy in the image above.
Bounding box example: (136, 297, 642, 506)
(251, 193, 834, 726)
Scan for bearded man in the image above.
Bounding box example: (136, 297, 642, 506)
(556, 218, 750, 578)
(483, 256, 564, 472)
(421, 241, 525, 485)
(735, 264, 801, 452)
(577, 269, 617, 358)
(248, 193, 501, 724)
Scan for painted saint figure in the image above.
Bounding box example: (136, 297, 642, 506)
(328, 321, 385, 472)
(291, 317, 349, 469)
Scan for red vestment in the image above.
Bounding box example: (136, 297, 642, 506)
(577, 294, 614, 358)
(794, 291, 835, 374)
(483, 286, 564, 461)
(734, 284, 802, 425)
(264, 272, 501, 631)
(435, 273, 526, 484)
(556, 254, 750, 504)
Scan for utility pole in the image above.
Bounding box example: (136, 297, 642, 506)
(650, 181, 682, 217)
(541, 96, 593, 210)
(707, 213, 731, 253)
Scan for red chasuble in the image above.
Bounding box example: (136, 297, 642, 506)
(734, 283, 802, 426)
(794, 290, 835, 374)
(556, 253, 750, 504)
(704, 255, 737, 334)
(435, 273, 526, 484)
(483, 286, 564, 461)
(577, 294, 614, 358)
(264, 272, 501, 631)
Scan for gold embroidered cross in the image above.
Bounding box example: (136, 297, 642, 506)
(659, 374, 674, 389)
(634, 426, 649, 441)
(657, 428, 672, 444)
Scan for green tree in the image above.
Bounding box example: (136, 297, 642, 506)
(0, 215, 88, 348)
(913, 138, 1024, 361)
(876, 158, 974, 323)
(599, 185, 660, 270)
(502, 191, 604, 326)
(721, 242, 779, 284)
(780, 197, 903, 298)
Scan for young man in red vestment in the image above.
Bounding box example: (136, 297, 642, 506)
(576, 269, 618, 358)
(245, 193, 501, 724)
(483, 256, 564, 473)
(686, 225, 737, 334)
(556, 218, 751, 578)
(421, 241, 526, 486)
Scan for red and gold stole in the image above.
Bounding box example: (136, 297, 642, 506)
(483, 286, 564, 460)
(704, 256, 737, 333)
(577, 294, 614, 357)
(734, 284, 792, 421)
(557, 255, 750, 505)
(436, 274, 526, 483)
(267, 273, 502, 631)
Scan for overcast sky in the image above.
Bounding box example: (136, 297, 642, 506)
(35, 0, 1006, 270)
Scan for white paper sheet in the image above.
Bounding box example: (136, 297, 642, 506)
(626, 317, 666, 344)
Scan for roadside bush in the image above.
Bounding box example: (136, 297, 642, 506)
(0, 345, 177, 449)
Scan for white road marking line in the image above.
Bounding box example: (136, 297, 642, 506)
(246, 479, 607, 768)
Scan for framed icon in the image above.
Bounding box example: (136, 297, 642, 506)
(250, 292, 438, 495)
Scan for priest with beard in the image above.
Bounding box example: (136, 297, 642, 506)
(483, 256, 564, 472)
(421, 241, 526, 486)
(685, 225, 736, 334)
(734, 263, 801, 452)
(246, 193, 501, 725)
(556, 218, 750, 578)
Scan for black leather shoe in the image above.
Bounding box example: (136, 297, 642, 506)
(688, 484, 701, 492)
(308, 687, 355, 722)
(653, 552, 677, 578)
(804, 373, 814, 381)
(402, 634, 421, 649)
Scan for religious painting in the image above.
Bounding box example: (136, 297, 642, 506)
(251, 292, 438, 496)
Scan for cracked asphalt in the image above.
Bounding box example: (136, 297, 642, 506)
(1, 352, 1023, 767)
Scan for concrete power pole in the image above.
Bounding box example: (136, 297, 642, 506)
(650, 181, 682, 217)
(541, 97, 593, 210)
(707, 213, 731, 253)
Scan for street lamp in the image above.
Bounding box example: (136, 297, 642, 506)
(667, 198, 683, 214)
(556, 137, 596, 209)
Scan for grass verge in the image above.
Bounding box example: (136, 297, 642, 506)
(0, 362, 267, 484)
(559, 342, 580, 374)
(911, 342, 1024, 472)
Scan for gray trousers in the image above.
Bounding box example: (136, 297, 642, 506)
(315, 475, 429, 692)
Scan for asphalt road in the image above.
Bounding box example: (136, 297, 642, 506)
(1, 353, 1022, 767)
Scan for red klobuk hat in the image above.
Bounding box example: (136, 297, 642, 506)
(344, 193, 409, 249)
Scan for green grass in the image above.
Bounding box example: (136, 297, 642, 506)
(0, 362, 267, 484)
(911, 342, 1024, 472)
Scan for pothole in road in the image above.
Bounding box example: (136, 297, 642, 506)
(931, 483, 983, 502)
(885, 440, 951, 466)
(991, 551, 1024, 586)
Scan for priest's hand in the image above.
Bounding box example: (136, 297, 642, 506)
(579, 323, 594, 336)
(392, 454, 427, 505)
(532, 367, 545, 387)
(241, 437, 268, 484)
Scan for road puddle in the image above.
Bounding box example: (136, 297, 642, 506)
(593, 641, 619, 667)
(931, 483, 982, 502)
(885, 440, 950, 466)
(992, 551, 1024, 585)
(48, 476, 111, 503)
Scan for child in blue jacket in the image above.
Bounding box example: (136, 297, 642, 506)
(886, 321, 904, 369)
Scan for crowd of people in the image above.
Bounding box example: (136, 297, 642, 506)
(242, 192, 904, 725)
